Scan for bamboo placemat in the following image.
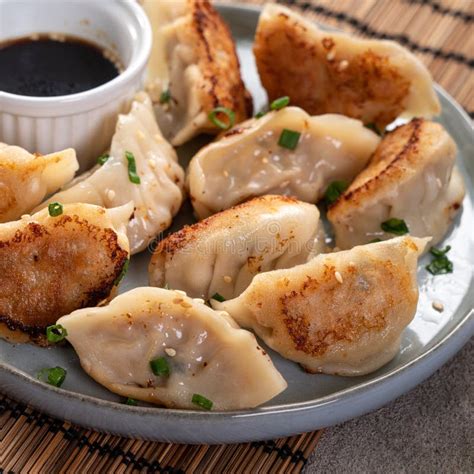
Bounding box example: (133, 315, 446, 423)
(1, 1, 473, 473)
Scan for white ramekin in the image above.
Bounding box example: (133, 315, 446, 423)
(0, 0, 152, 170)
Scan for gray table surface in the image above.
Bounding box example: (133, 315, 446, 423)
(304, 338, 473, 473)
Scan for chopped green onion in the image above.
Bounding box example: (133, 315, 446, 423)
(163, 283, 170, 290)
(97, 153, 110, 166)
(278, 129, 301, 150)
(192, 393, 213, 410)
(429, 245, 451, 258)
(381, 218, 409, 235)
(211, 292, 226, 302)
(365, 122, 382, 135)
(255, 111, 266, 119)
(159, 89, 171, 104)
(48, 202, 63, 217)
(114, 259, 129, 286)
(150, 356, 170, 377)
(125, 398, 138, 406)
(208, 107, 235, 130)
(324, 181, 348, 205)
(37, 367, 67, 387)
(270, 96, 290, 110)
(426, 256, 453, 275)
(125, 151, 141, 184)
(369, 238, 382, 243)
(46, 324, 68, 343)
(426, 246, 453, 275)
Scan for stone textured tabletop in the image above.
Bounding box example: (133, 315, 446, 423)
(304, 339, 473, 473)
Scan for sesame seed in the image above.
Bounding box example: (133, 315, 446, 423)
(223, 170, 229, 177)
(194, 298, 205, 304)
(21, 214, 30, 220)
(181, 301, 192, 308)
(326, 51, 336, 61)
(107, 189, 116, 201)
(432, 301, 444, 312)
(137, 130, 145, 140)
(338, 60, 349, 71)
(175, 290, 186, 296)
(165, 347, 176, 357)
(223, 275, 232, 283)
(148, 159, 156, 169)
(262, 157, 269, 164)
(335, 271, 343, 283)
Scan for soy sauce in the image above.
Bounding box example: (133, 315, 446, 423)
(0, 34, 121, 97)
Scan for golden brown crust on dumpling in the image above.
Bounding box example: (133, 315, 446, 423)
(254, 5, 439, 128)
(189, 0, 252, 120)
(328, 119, 450, 215)
(0, 211, 128, 345)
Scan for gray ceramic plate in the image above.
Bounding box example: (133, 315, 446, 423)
(1, 4, 473, 444)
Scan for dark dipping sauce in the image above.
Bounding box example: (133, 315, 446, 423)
(0, 34, 120, 97)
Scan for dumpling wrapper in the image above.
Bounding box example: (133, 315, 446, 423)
(213, 237, 429, 376)
(187, 107, 380, 219)
(57, 287, 287, 410)
(254, 4, 440, 129)
(0, 143, 78, 223)
(328, 119, 465, 249)
(143, 0, 252, 145)
(38, 93, 185, 254)
(0, 203, 131, 345)
(149, 195, 326, 300)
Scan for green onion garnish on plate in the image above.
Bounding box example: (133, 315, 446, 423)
(426, 245, 453, 275)
(211, 292, 226, 302)
(159, 89, 171, 104)
(46, 324, 68, 343)
(270, 96, 290, 110)
(37, 367, 67, 387)
(48, 202, 63, 217)
(150, 356, 170, 377)
(208, 107, 235, 130)
(324, 180, 348, 205)
(192, 393, 213, 410)
(97, 153, 110, 166)
(114, 259, 129, 286)
(125, 151, 141, 184)
(278, 129, 301, 150)
(381, 218, 409, 235)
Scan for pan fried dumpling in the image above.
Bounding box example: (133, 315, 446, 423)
(57, 287, 287, 410)
(254, 4, 440, 129)
(0, 143, 78, 223)
(187, 107, 380, 219)
(328, 119, 465, 249)
(0, 203, 131, 345)
(143, 0, 252, 145)
(149, 195, 326, 300)
(213, 237, 428, 376)
(38, 93, 185, 254)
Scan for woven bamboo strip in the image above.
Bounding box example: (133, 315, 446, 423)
(1, 1, 472, 473)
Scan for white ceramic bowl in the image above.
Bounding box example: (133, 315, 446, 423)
(0, 0, 152, 170)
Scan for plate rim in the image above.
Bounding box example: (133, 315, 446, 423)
(1, 2, 473, 442)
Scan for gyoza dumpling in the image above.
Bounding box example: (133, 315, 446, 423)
(38, 93, 185, 254)
(0, 143, 78, 223)
(143, 0, 252, 145)
(0, 203, 131, 345)
(187, 106, 380, 219)
(57, 287, 287, 410)
(327, 119, 465, 249)
(149, 195, 326, 300)
(213, 237, 428, 376)
(254, 4, 440, 129)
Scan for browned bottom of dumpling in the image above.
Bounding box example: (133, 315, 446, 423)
(0, 214, 128, 345)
